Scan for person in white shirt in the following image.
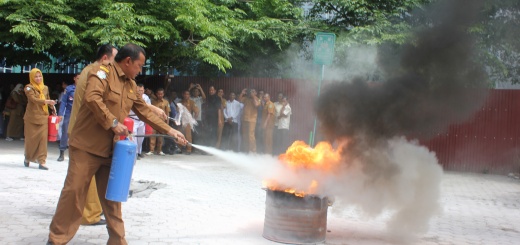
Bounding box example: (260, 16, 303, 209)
(274, 96, 291, 155)
(223, 92, 243, 151)
(129, 84, 151, 159)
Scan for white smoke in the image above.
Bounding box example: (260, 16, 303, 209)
(192, 137, 443, 241)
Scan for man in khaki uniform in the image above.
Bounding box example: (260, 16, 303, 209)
(262, 93, 275, 154)
(47, 43, 187, 245)
(239, 88, 260, 153)
(69, 44, 118, 226)
(146, 88, 170, 155)
(216, 88, 226, 149)
(180, 90, 199, 154)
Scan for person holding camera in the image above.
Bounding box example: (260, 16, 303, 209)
(239, 88, 260, 153)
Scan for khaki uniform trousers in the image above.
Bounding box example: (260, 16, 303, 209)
(184, 124, 193, 152)
(48, 146, 127, 245)
(263, 125, 274, 154)
(241, 121, 256, 153)
(149, 129, 163, 153)
(81, 176, 103, 225)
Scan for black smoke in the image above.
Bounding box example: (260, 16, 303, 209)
(316, 0, 489, 144)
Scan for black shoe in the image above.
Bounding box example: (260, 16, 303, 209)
(57, 150, 64, 161)
(185, 152, 191, 155)
(24, 160, 29, 167)
(46, 241, 54, 245)
(39, 164, 49, 170)
(89, 219, 107, 226)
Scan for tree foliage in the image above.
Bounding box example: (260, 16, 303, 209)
(0, 0, 518, 83)
(0, 0, 303, 75)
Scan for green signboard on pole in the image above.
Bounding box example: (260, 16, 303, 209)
(313, 32, 336, 65)
(310, 32, 336, 146)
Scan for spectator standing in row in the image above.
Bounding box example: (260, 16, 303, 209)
(130, 84, 151, 159)
(239, 88, 260, 153)
(275, 96, 292, 155)
(180, 90, 199, 154)
(5, 83, 26, 141)
(57, 74, 79, 162)
(223, 92, 242, 151)
(1, 84, 13, 138)
(262, 93, 275, 155)
(205, 86, 221, 147)
(23, 68, 56, 170)
(190, 83, 205, 146)
(162, 90, 181, 155)
(255, 90, 265, 153)
(215, 88, 226, 149)
(147, 88, 170, 156)
(145, 87, 156, 100)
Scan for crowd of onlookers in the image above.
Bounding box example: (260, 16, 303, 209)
(0, 80, 293, 158)
(135, 82, 293, 158)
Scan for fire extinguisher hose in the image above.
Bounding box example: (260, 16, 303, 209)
(131, 134, 192, 146)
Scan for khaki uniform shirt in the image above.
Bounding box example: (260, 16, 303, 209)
(69, 62, 171, 158)
(262, 100, 275, 127)
(181, 99, 199, 116)
(68, 61, 102, 134)
(23, 85, 50, 124)
(151, 98, 171, 123)
(240, 96, 259, 123)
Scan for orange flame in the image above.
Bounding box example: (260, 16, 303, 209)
(264, 141, 342, 197)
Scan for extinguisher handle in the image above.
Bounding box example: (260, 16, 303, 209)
(51, 105, 57, 116)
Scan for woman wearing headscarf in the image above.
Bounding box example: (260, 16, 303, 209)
(5, 83, 27, 141)
(23, 68, 56, 170)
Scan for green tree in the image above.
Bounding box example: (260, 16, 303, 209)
(0, 0, 303, 75)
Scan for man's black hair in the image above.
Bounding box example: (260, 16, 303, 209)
(115, 43, 146, 62)
(136, 83, 144, 87)
(95, 44, 116, 61)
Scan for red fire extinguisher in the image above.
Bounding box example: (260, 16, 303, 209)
(48, 106, 60, 142)
(121, 117, 134, 140)
(145, 123, 153, 135)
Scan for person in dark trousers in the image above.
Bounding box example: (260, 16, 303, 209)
(57, 74, 79, 161)
(204, 86, 221, 147)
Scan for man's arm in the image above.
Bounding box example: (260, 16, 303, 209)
(58, 90, 67, 117)
(83, 72, 118, 130)
(198, 85, 206, 100)
(253, 96, 260, 107)
(133, 94, 187, 144)
(148, 104, 167, 120)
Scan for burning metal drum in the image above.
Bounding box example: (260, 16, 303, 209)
(263, 189, 329, 244)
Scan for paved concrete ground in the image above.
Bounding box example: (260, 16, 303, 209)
(0, 139, 519, 245)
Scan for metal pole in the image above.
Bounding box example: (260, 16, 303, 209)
(311, 64, 325, 147)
